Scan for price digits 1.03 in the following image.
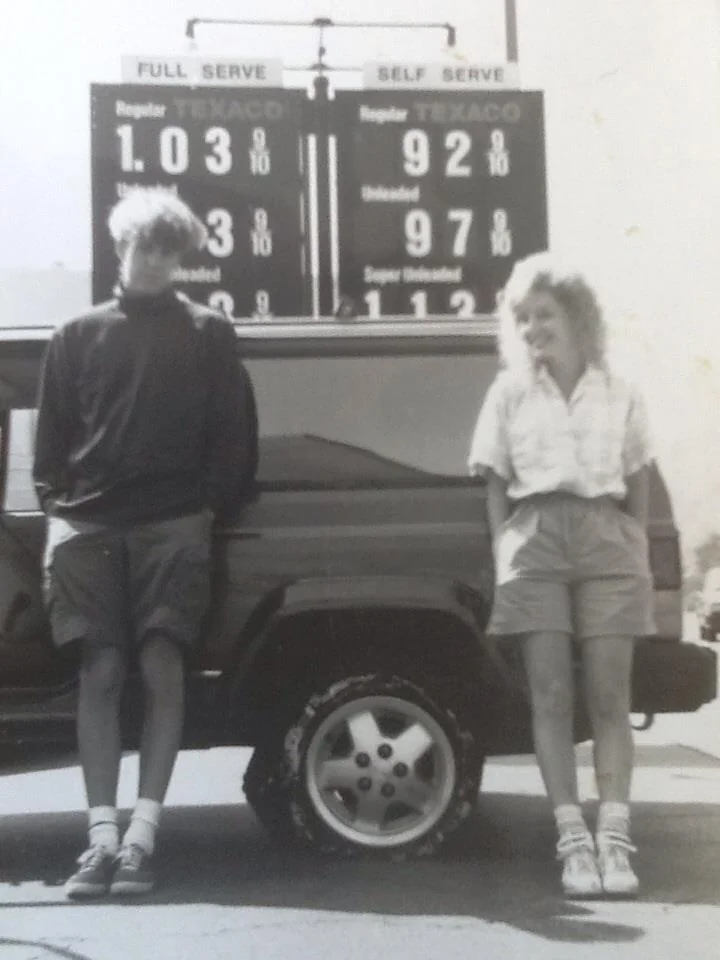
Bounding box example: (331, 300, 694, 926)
(116, 124, 271, 176)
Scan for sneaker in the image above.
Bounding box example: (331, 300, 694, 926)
(597, 831, 639, 897)
(109, 844, 155, 896)
(65, 845, 115, 900)
(557, 831, 602, 898)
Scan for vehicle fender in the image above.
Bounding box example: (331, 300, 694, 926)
(225, 575, 517, 707)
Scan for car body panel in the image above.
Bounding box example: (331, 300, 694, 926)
(0, 321, 713, 757)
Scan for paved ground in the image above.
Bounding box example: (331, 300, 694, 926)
(1, 734, 720, 960)
(1, 625, 718, 959)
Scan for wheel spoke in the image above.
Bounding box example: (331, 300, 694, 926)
(393, 776, 436, 814)
(316, 758, 359, 792)
(304, 687, 461, 850)
(346, 710, 383, 754)
(353, 791, 390, 832)
(392, 721, 434, 766)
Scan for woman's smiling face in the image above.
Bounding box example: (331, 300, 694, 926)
(514, 288, 580, 369)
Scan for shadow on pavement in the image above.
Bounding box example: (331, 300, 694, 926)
(495, 744, 720, 768)
(2, 792, 720, 945)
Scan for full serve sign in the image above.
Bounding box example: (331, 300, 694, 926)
(91, 56, 547, 320)
(91, 58, 306, 318)
(335, 65, 547, 318)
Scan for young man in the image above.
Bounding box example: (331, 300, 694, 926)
(33, 187, 258, 899)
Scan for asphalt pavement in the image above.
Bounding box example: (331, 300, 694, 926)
(0, 625, 718, 959)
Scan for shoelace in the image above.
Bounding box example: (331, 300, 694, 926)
(556, 831, 595, 861)
(117, 844, 145, 868)
(77, 846, 111, 868)
(597, 830, 637, 855)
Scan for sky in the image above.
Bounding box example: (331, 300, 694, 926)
(1, 0, 719, 556)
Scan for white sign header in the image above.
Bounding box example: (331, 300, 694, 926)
(121, 56, 283, 87)
(363, 61, 520, 90)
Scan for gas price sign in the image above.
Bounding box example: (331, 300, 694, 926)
(334, 90, 547, 319)
(91, 85, 307, 318)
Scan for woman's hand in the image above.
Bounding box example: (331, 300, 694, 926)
(486, 469, 510, 555)
(625, 465, 650, 528)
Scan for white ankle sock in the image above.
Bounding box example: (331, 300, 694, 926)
(122, 798, 162, 855)
(597, 801, 631, 837)
(554, 804, 588, 836)
(88, 806, 119, 854)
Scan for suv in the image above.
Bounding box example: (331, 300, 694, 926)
(698, 568, 720, 641)
(0, 319, 715, 857)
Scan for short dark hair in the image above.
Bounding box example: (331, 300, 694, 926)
(108, 187, 207, 255)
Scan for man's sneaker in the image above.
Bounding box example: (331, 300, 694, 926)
(109, 844, 155, 896)
(557, 831, 602, 898)
(65, 846, 115, 900)
(597, 831, 639, 897)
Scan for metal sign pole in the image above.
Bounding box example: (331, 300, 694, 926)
(505, 0, 519, 63)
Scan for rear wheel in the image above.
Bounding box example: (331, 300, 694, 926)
(243, 743, 295, 844)
(283, 674, 482, 857)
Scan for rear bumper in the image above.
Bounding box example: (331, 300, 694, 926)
(632, 639, 717, 714)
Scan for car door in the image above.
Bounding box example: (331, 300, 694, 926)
(0, 407, 64, 679)
(0, 341, 75, 691)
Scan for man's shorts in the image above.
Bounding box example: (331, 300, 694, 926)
(488, 493, 656, 640)
(43, 512, 212, 651)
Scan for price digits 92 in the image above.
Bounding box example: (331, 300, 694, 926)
(396, 128, 513, 260)
(401, 127, 510, 178)
(115, 124, 272, 176)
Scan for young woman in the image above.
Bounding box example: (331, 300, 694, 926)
(468, 253, 655, 898)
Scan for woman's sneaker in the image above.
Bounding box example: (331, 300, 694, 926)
(597, 831, 639, 897)
(110, 844, 155, 896)
(557, 831, 602, 898)
(65, 845, 115, 899)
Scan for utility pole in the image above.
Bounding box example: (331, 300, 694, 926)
(505, 0, 519, 63)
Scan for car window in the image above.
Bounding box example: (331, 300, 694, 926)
(247, 354, 496, 488)
(2, 352, 497, 510)
(5, 409, 37, 511)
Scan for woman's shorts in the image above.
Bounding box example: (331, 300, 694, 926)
(43, 512, 212, 651)
(488, 493, 655, 639)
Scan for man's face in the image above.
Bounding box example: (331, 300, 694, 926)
(117, 238, 182, 295)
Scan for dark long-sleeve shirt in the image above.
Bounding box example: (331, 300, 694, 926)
(33, 288, 258, 525)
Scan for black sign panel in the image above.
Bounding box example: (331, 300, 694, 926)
(334, 90, 547, 318)
(91, 84, 308, 318)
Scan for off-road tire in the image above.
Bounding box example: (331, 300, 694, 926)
(243, 744, 296, 845)
(283, 674, 482, 858)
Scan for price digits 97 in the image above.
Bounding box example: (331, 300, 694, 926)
(401, 127, 510, 178)
(116, 124, 272, 176)
(401, 207, 512, 259)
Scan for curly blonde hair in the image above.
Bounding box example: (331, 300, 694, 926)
(108, 187, 207, 255)
(496, 252, 608, 371)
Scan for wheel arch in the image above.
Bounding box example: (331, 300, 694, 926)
(223, 575, 513, 743)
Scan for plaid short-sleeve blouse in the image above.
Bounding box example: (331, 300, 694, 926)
(468, 365, 653, 501)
